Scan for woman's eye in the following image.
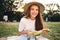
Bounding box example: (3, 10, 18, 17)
(31, 8, 34, 10)
(36, 9, 38, 11)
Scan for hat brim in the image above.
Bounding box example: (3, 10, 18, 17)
(24, 2, 45, 14)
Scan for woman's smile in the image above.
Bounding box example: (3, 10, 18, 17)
(30, 5, 39, 18)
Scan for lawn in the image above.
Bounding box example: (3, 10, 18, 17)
(0, 22, 19, 37)
(0, 22, 60, 40)
(45, 22, 60, 40)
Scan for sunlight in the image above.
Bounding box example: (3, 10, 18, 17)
(23, 0, 60, 4)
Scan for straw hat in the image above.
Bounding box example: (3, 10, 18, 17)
(23, 2, 45, 14)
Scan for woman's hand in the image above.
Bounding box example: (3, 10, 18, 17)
(27, 31, 33, 36)
(19, 30, 28, 34)
(42, 28, 49, 35)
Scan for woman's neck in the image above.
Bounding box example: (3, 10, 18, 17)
(30, 16, 35, 20)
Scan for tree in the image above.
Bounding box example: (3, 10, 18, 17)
(0, 0, 14, 21)
(46, 3, 60, 21)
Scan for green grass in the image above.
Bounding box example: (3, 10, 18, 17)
(45, 22, 60, 40)
(0, 22, 60, 40)
(0, 22, 19, 37)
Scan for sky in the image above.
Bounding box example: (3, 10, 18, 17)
(16, 0, 60, 12)
(23, 0, 60, 5)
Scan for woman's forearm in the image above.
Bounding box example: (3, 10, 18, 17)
(19, 30, 43, 36)
(19, 30, 28, 34)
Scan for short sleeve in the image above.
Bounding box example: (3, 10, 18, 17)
(18, 18, 25, 32)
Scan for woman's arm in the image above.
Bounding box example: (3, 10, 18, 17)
(19, 30, 28, 34)
(19, 30, 34, 36)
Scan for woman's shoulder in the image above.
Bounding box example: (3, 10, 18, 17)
(20, 17, 28, 22)
(21, 17, 27, 20)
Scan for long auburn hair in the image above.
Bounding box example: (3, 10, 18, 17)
(25, 4, 43, 31)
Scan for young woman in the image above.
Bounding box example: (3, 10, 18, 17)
(19, 2, 49, 40)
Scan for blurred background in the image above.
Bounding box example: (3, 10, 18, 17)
(0, 0, 60, 40)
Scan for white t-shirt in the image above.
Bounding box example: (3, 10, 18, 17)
(18, 17, 49, 40)
(19, 17, 36, 32)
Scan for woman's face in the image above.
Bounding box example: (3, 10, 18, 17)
(30, 5, 39, 18)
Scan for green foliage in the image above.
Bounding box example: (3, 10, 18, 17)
(0, 0, 14, 21)
(52, 13, 60, 21)
(43, 13, 60, 21)
(13, 12, 24, 22)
